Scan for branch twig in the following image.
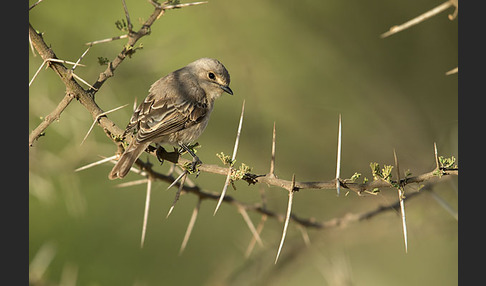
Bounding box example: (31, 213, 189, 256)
(29, 93, 75, 147)
(381, 1, 456, 38)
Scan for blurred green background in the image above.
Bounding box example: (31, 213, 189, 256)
(29, 0, 457, 285)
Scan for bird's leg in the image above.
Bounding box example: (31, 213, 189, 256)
(179, 143, 202, 176)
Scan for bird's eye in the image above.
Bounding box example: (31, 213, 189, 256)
(208, 72, 216, 80)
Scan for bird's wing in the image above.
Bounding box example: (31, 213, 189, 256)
(124, 74, 209, 143)
(137, 99, 208, 143)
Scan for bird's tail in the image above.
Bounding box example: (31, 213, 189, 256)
(108, 141, 151, 180)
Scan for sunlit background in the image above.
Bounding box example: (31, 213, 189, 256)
(29, 0, 457, 285)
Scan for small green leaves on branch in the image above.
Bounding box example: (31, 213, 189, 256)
(216, 152, 234, 167)
(115, 19, 129, 32)
(370, 162, 394, 183)
(404, 169, 412, 178)
(368, 162, 396, 194)
(216, 152, 252, 182)
(97, 57, 110, 66)
(123, 43, 144, 58)
(167, 0, 182, 6)
(434, 156, 457, 177)
(181, 161, 199, 174)
(111, 133, 125, 144)
(232, 163, 252, 182)
(439, 156, 457, 169)
(345, 172, 361, 183)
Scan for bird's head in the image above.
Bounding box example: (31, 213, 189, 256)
(189, 58, 233, 99)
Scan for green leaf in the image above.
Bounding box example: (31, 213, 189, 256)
(115, 19, 128, 32)
(231, 163, 252, 181)
(370, 162, 393, 182)
(370, 162, 381, 181)
(381, 165, 393, 182)
(97, 57, 110, 66)
(404, 169, 412, 177)
(216, 152, 234, 166)
(438, 156, 457, 169)
(349, 172, 361, 182)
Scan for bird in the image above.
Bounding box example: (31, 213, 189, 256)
(109, 57, 233, 180)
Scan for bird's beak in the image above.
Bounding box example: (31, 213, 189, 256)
(220, 85, 233, 95)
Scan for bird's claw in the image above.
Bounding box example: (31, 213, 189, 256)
(189, 157, 202, 177)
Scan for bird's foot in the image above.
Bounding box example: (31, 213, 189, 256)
(179, 143, 202, 177)
(188, 156, 202, 177)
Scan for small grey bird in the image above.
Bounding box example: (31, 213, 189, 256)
(109, 58, 233, 180)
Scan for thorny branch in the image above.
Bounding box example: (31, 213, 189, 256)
(30, 1, 457, 262)
(29, 1, 207, 148)
(29, 23, 123, 147)
(29, 93, 75, 146)
(128, 150, 457, 229)
(380, 0, 458, 38)
(145, 145, 458, 195)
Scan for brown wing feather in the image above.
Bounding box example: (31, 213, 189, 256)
(123, 71, 209, 144)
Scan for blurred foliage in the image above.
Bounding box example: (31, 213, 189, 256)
(29, 0, 457, 285)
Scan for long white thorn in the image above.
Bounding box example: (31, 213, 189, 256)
(166, 172, 187, 218)
(434, 142, 440, 170)
(179, 198, 202, 255)
(72, 45, 91, 71)
(275, 174, 295, 264)
(214, 100, 245, 215)
(71, 73, 96, 90)
(30, 58, 88, 87)
(74, 155, 118, 172)
(269, 122, 277, 177)
(80, 104, 128, 145)
(394, 149, 408, 253)
(140, 178, 152, 248)
(29, 60, 47, 87)
(399, 189, 408, 253)
(166, 170, 187, 190)
(335, 114, 342, 196)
